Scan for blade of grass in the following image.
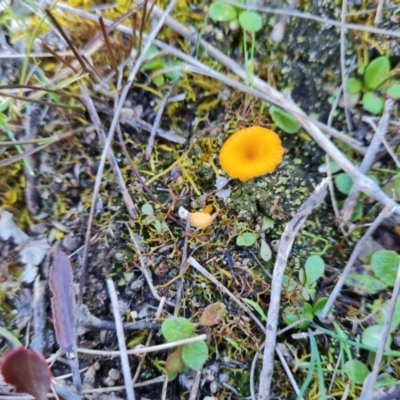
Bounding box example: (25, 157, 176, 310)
(0, 91, 83, 111)
(297, 333, 317, 400)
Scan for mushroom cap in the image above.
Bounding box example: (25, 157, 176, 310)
(219, 126, 284, 182)
(189, 212, 215, 229)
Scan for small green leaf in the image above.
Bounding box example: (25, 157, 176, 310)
(142, 215, 156, 225)
(334, 173, 353, 195)
(152, 74, 165, 87)
(236, 232, 258, 247)
(346, 77, 363, 94)
(242, 298, 268, 322)
(362, 92, 384, 114)
(344, 360, 370, 385)
(141, 204, 154, 216)
(304, 255, 325, 286)
(262, 217, 274, 231)
(182, 341, 208, 370)
(260, 238, 272, 262)
(364, 56, 390, 90)
(386, 83, 400, 99)
(395, 173, 400, 198)
(0, 327, 23, 348)
(162, 318, 195, 342)
(371, 250, 400, 287)
(209, 2, 237, 22)
(238, 10, 262, 33)
(318, 161, 341, 174)
(300, 303, 314, 328)
(313, 297, 328, 317)
(346, 263, 387, 295)
(269, 106, 300, 134)
(362, 325, 392, 351)
(141, 45, 165, 72)
(373, 297, 400, 333)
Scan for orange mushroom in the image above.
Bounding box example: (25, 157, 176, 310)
(219, 126, 284, 182)
(189, 212, 216, 229)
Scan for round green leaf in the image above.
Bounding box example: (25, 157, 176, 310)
(386, 83, 400, 99)
(371, 250, 400, 287)
(182, 341, 208, 370)
(209, 2, 237, 22)
(395, 173, 400, 198)
(269, 106, 300, 134)
(236, 232, 258, 247)
(141, 204, 154, 216)
(238, 10, 262, 33)
(364, 56, 390, 90)
(334, 173, 353, 195)
(162, 318, 195, 342)
(362, 324, 392, 351)
(362, 92, 384, 114)
(344, 360, 370, 385)
(313, 297, 328, 317)
(373, 297, 400, 333)
(260, 238, 272, 262)
(346, 77, 362, 95)
(304, 255, 325, 286)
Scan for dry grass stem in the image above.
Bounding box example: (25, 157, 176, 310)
(258, 178, 328, 399)
(340, 99, 395, 224)
(78, 0, 179, 304)
(188, 257, 265, 333)
(132, 297, 166, 383)
(77, 334, 208, 356)
(360, 260, 400, 400)
(188, 370, 202, 400)
(106, 279, 135, 400)
(320, 203, 394, 321)
(79, 83, 137, 218)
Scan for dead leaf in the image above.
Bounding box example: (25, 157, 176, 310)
(0, 209, 29, 245)
(19, 239, 49, 283)
(1, 347, 52, 400)
(49, 251, 76, 352)
(199, 302, 227, 326)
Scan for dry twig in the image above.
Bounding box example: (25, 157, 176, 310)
(258, 178, 328, 399)
(79, 83, 137, 218)
(340, 99, 395, 223)
(106, 279, 135, 400)
(78, 0, 179, 305)
(320, 203, 395, 321)
(188, 257, 265, 333)
(360, 261, 400, 400)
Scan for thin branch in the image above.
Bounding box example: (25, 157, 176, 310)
(258, 179, 328, 400)
(146, 80, 179, 158)
(319, 203, 394, 321)
(173, 216, 191, 317)
(340, 0, 353, 133)
(374, 0, 385, 25)
(98, 16, 119, 74)
(188, 257, 265, 333)
(132, 297, 166, 383)
(340, 99, 395, 223)
(79, 83, 137, 218)
(106, 279, 135, 400)
(360, 259, 400, 400)
(188, 370, 202, 400)
(78, 0, 179, 305)
(77, 334, 208, 356)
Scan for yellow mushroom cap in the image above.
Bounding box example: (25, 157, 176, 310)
(219, 126, 284, 182)
(189, 212, 215, 229)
